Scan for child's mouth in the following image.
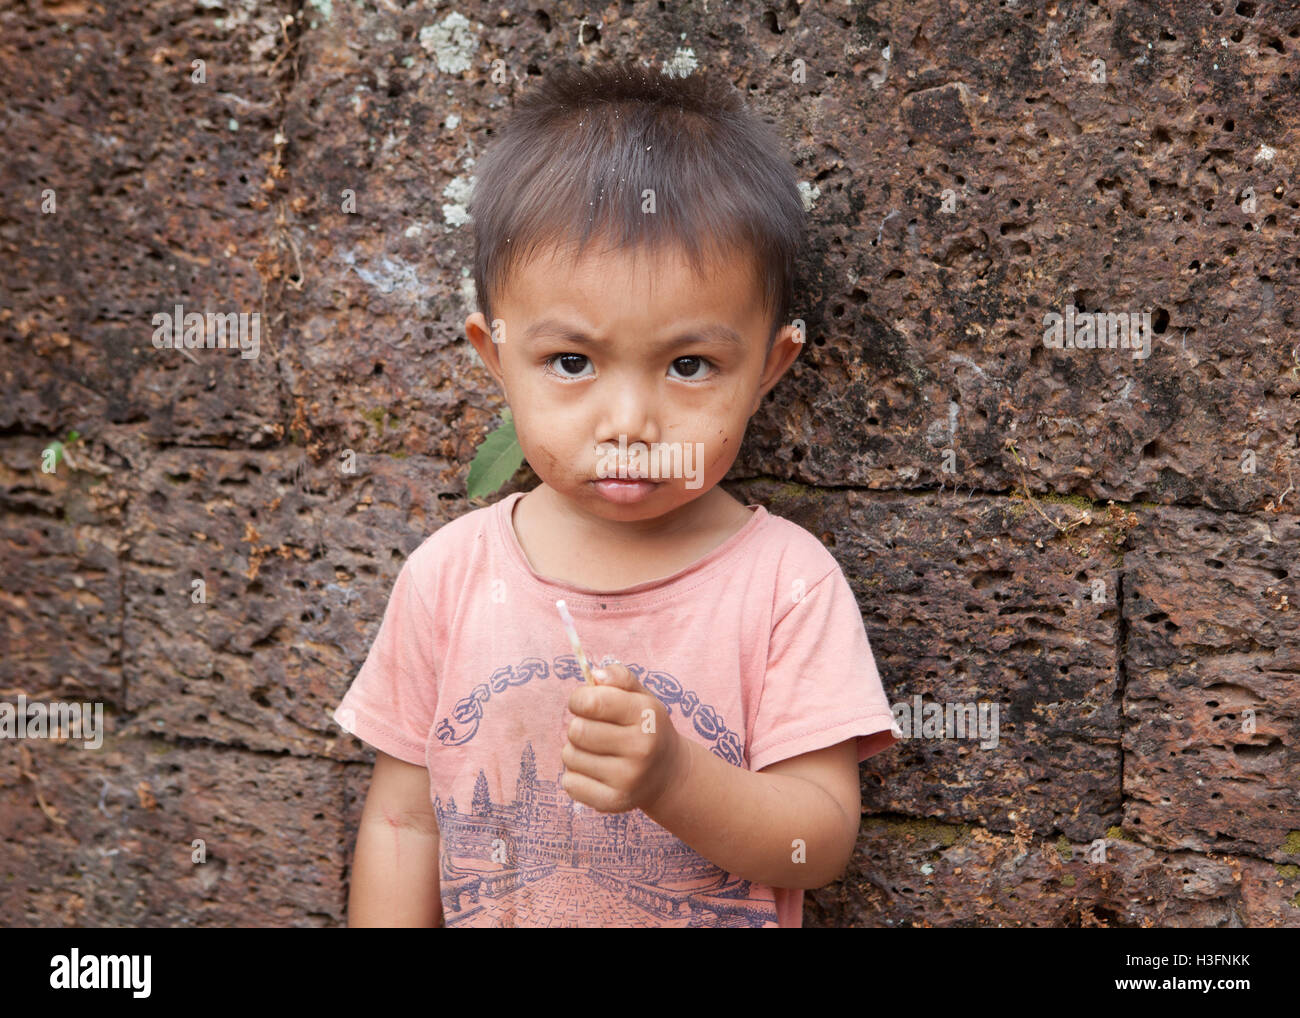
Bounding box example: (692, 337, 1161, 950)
(590, 478, 662, 504)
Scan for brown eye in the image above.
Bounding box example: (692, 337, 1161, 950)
(549, 353, 592, 378)
(670, 356, 711, 380)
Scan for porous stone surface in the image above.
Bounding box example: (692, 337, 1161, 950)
(3, 0, 1296, 926)
(1120, 505, 1300, 864)
(119, 445, 462, 757)
(0, 733, 348, 927)
(731, 479, 1127, 844)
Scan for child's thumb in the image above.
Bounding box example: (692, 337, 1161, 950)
(591, 657, 630, 686)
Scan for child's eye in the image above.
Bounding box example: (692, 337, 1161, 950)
(546, 353, 593, 379)
(545, 354, 713, 381)
(669, 356, 713, 381)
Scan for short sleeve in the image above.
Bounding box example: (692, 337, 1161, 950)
(332, 555, 439, 767)
(748, 566, 900, 772)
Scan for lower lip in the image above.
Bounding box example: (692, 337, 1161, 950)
(591, 479, 662, 503)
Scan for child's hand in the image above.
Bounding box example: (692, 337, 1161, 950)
(561, 661, 685, 814)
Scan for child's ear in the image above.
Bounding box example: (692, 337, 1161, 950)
(465, 312, 507, 389)
(465, 311, 491, 347)
(751, 323, 803, 411)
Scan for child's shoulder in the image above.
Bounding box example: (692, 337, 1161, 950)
(751, 504, 847, 584)
(400, 497, 500, 577)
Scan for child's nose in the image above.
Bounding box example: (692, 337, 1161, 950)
(597, 371, 661, 428)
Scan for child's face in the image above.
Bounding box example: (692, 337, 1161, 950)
(466, 240, 800, 521)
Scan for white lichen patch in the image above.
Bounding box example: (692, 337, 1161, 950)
(442, 174, 476, 228)
(419, 13, 480, 75)
(306, 0, 332, 30)
(798, 180, 821, 211)
(661, 47, 698, 78)
(339, 248, 423, 298)
(459, 273, 479, 317)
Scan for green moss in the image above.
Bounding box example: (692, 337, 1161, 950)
(1292, 891, 1300, 909)
(1106, 825, 1136, 842)
(862, 816, 971, 849)
(1283, 830, 1300, 856)
(1038, 491, 1097, 512)
(361, 407, 396, 436)
(1056, 834, 1073, 861)
(750, 478, 829, 509)
(777, 480, 821, 502)
(1007, 490, 1105, 528)
(1276, 864, 1300, 880)
(1060, 874, 1076, 887)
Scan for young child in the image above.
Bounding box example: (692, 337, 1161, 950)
(334, 59, 900, 928)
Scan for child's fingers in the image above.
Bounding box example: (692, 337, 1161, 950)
(588, 653, 622, 685)
(590, 660, 637, 689)
(595, 652, 624, 686)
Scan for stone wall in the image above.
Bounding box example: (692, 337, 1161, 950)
(2, 0, 1297, 926)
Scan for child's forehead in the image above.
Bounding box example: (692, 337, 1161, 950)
(504, 238, 760, 302)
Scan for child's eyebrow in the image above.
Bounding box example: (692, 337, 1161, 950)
(522, 317, 746, 352)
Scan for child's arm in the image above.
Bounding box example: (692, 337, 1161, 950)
(347, 750, 444, 927)
(563, 663, 866, 889)
(645, 737, 862, 890)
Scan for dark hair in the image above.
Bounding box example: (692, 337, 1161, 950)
(468, 59, 808, 349)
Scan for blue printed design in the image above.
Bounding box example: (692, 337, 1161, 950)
(430, 658, 778, 927)
(434, 742, 779, 928)
(435, 657, 745, 766)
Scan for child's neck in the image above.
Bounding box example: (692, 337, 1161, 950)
(510, 484, 753, 591)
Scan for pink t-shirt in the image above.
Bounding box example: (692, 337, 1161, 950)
(334, 490, 898, 927)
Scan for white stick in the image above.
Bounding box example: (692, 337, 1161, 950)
(555, 599, 597, 684)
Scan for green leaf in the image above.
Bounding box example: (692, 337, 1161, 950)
(466, 412, 524, 499)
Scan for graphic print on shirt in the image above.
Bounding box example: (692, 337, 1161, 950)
(431, 655, 780, 928)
